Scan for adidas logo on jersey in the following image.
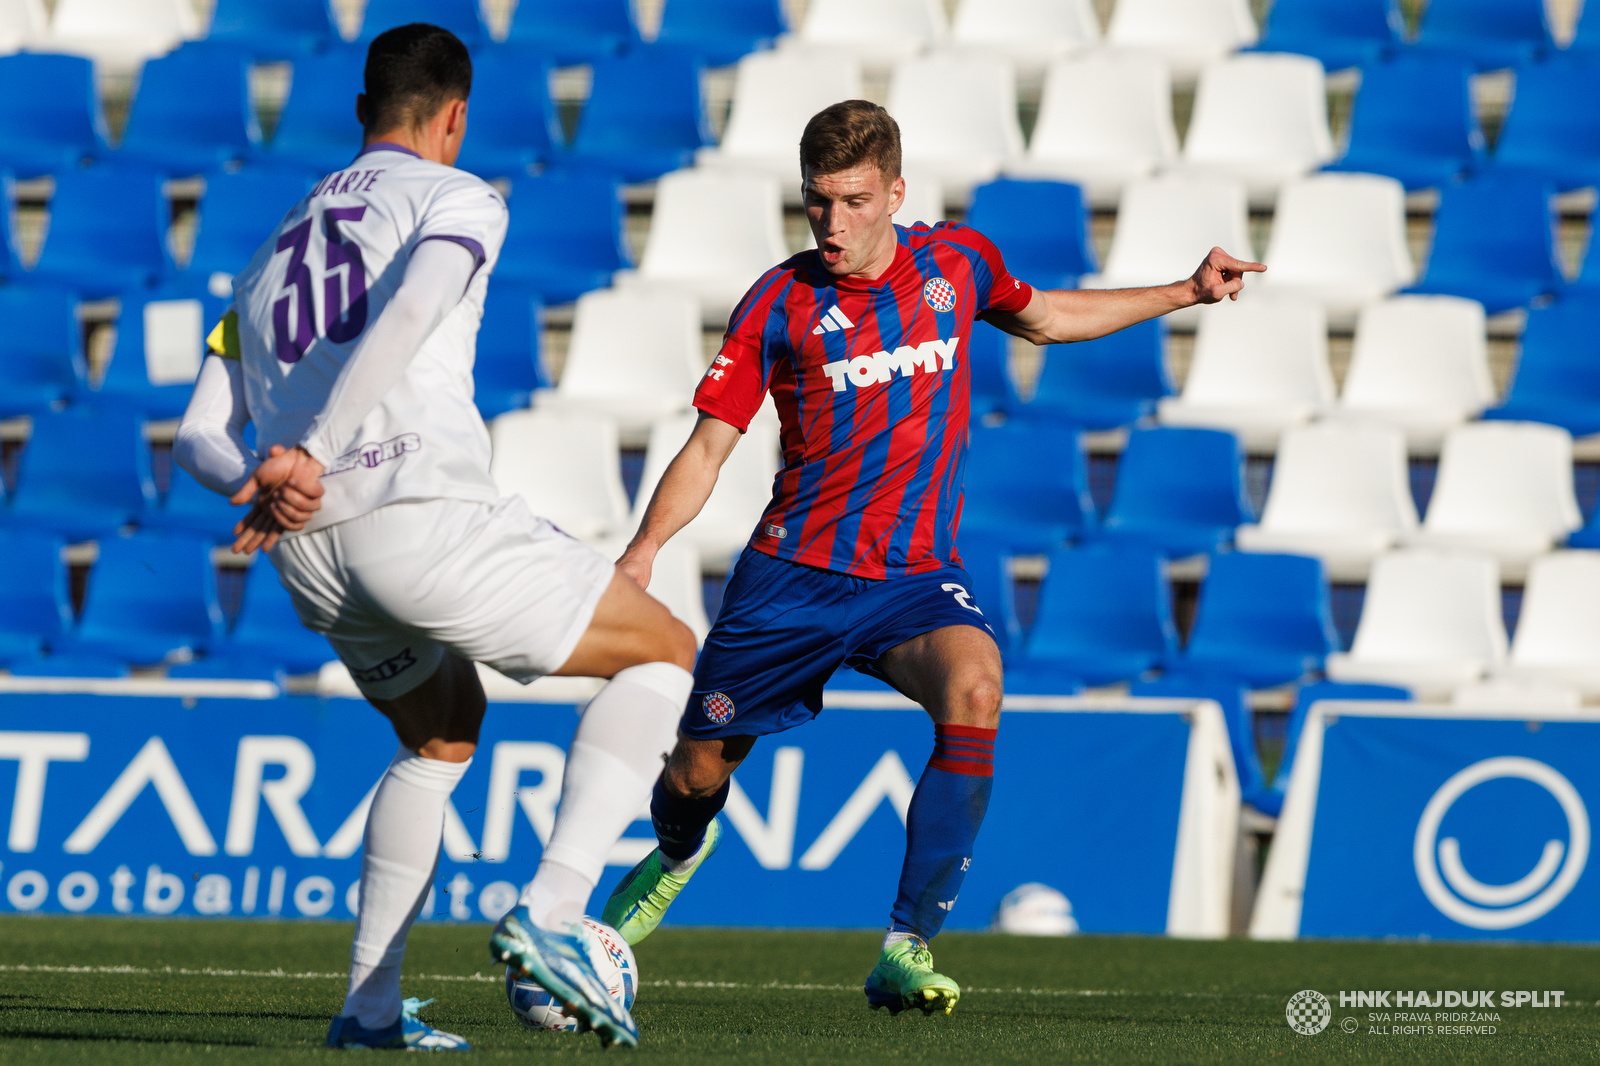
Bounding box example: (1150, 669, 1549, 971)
(820, 336, 960, 392)
(810, 306, 855, 335)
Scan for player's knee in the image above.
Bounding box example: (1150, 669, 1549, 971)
(951, 671, 1003, 728)
(414, 738, 477, 762)
(663, 749, 726, 801)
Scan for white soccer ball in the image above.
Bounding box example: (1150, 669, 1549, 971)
(993, 882, 1079, 936)
(504, 917, 638, 1032)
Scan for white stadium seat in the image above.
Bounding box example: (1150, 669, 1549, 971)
(950, 0, 1100, 77)
(894, 171, 946, 227)
(1404, 421, 1582, 580)
(47, 0, 198, 68)
(538, 288, 702, 433)
(1156, 297, 1333, 450)
(1179, 53, 1335, 206)
(1325, 549, 1508, 698)
(1336, 295, 1493, 451)
(1007, 53, 1178, 207)
(794, 0, 946, 69)
(696, 48, 864, 205)
(489, 409, 631, 544)
(1496, 550, 1600, 695)
(888, 51, 1024, 206)
(1452, 678, 1583, 713)
(0, 0, 45, 53)
(1236, 422, 1418, 580)
(1257, 172, 1415, 325)
(1104, 0, 1256, 86)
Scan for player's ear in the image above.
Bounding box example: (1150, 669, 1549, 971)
(446, 97, 468, 137)
(887, 173, 905, 218)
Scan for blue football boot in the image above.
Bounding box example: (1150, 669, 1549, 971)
(325, 996, 470, 1050)
(488, 906, 639, 1048)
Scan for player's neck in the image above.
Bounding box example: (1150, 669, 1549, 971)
(362, 128, 448, 166)
(843, 231, 900, 284)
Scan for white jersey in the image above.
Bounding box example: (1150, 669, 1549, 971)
(228, 143, 509, 532)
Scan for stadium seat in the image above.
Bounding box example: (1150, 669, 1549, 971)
(7, 408, 154, 540)
(952, 530, 1023, 657)
(1005, 53, 1177, 207)
(1235, 422, 1417, 581)
(1178, 53, 1334, 206)
(452, 49, 561, 181)
(1324, 549, 1507, 696)
(501, 0, 638, 63)
(1168, 552, 1338, 688)
(1336, 295, 1493, 450)
(30, 165, 171, 296)
(625, 169, 787, 327)
(961, 422, 1095, 553)
(1156, 298, 1334, 450)
(118, 45, 261, 175)
(88, 288, 225, 418)
(795, 0, 946, 69)
(888, 52, 1024, 205)
(208, 560, 333, 674)
(1324, 55, 1483, 192)
(1091, 426, 1253, 556)
(1574, 0, 1600, 54)
(266, 51, 365, 175)
(473, 279, 545, 420)
(1256, 173, 1414, 325)
(0, 0, 43, 54)
(1488, 59, 1600, 193)
(356, 0, 485, 45)
(1402, 172, 1562, 315)
(536, 288, 701, 433)
(0, 530, 69, 664)
(54, 532, 222, 664)
(1403, 421, 1581, 580)
(45, 0, 198, 69)
(564, 47, 712, 184)
(1269, 681, 1409, 810)
(0, 53, 108, 175)
(143, 464, 248, 542)
(893, 173, 945, 227)
(1018, 544, 1176, 685)
(1128, 676, 1269, 812)
(0, 284, 84, 417)
(695, 48, 863, 203)
(1104, 0, 1256, 86)
(204, 0, 337, 57)
(1484, 550, 1600, 694)
(1483, 297, 1600, 436)
(488, 409, 631, 543)
(967, 318, 1020, 417)
(1251, 0, 1402, 72)
(949, 0, 1099, 76)
(656, 0, 787, 67)
(167, 653, 288, 683)
(496, 173, 630, 305)
(965, 179, 1095, 292)
(1452, 676, 1583, 712)
(1413, 0, 1553, 69)
(1023, 318, 1171, 430)
(8, 652, 128, 677)
(184, 167, 315, 285)
(631, 410, 779, 570)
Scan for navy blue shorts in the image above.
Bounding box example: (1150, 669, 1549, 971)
(681, 547, 994, 740)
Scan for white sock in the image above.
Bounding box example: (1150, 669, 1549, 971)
(343, 748, 471, 1030)
(520, 662, 691, 929)
(883, 929, 920, 951)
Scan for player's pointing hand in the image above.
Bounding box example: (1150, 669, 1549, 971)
(1189, 246, 1266, 304)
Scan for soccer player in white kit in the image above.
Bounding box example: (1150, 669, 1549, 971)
(173, 24, 689, 1050)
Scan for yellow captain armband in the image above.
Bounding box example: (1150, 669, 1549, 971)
(206, 309, 241, 360)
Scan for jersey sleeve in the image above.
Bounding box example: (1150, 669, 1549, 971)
(941, 224, 1035, 315)
(417, 172, 510, 276)
(693, 270, 789, 433)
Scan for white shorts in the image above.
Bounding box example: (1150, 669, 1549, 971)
(270, 496, 615, 700)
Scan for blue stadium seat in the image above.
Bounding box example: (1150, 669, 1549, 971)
(1023, 318, 1170, 431)
(657, 0, 787, 67)
(8, 653, 129, 678)
(502, 0, 638, 63)
(953, 531, 1023, 658)
(0, 54, 108, 176)
(1130, 676, 1270, 812)
(168, 653, 289, 683)
(563, 47, 713, 183)
(475, 278, 546, 419)
(1091, 426, 1253, 557)
(1324, 55, 1484, 191)
(205, 0, 338, 56)
(357, 0, 486, 44)
(453, 50, 562, 180)
(1403, 172, 1563, 314)
(1252, 0, 1403, 71)
(7, 409, 154, 541)
(267, 51, 365, 175)
(144, 465, 249, 542)
(0, 530, 70, 664)
(1573, 0, 1600, 53)
(0, 285, 85, 418)
(89, 285, 231, 418)
(1414, 0, 1553, 69)
(1567, 506, 1600, 549)
(496, 172, 631, 302)
(54, 532, 223, 664)
(185, 167, 315, 283)
(967, 319, 1019, 417)
(1265, 681, 1410, 814)
(208, 560, 334, 674)
(30, 165, 172, 297)
(118, 46, 261, 174)
(962, 422, 1095, 553)
(1015, 544, 1176, 686)
(965, 179, 1095, 292)
(1488, 59, 1600, 192)
(1168, 552, 1338, 688)
(1482, 296, 1600, 435)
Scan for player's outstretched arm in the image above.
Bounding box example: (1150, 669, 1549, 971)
(618, 413, 742, 588)
(988, 246, 1265, 346)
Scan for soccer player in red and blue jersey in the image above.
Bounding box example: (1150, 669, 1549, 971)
(601, 101, 1264, 1013)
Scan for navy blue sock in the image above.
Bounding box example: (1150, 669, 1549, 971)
(889, 724, 996, 940)
(650, 777, 730, 862)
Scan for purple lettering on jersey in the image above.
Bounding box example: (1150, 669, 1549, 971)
(323, 206, 369, 342)
(272, 217, 315, 363)
(361, 170, 383, 191)
(337, 171, 363, 195)
(311, 172, 340, 197)
(325, 432, 421, 475)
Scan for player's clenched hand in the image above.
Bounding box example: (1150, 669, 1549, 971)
(229, 444, 326, 555)
(1188, 246, 1266, 304)
(617, 542, 656, 591)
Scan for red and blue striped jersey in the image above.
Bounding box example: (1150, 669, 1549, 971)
(695, 222, 1034, 579)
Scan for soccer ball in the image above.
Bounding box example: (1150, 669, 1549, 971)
(504, 917, 638, 1032)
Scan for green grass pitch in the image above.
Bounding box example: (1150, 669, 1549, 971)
(0, 916, 1596, 1064)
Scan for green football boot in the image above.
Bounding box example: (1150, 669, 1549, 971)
(863, 936, 961, 1016)
(601, 818, 722, 946)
